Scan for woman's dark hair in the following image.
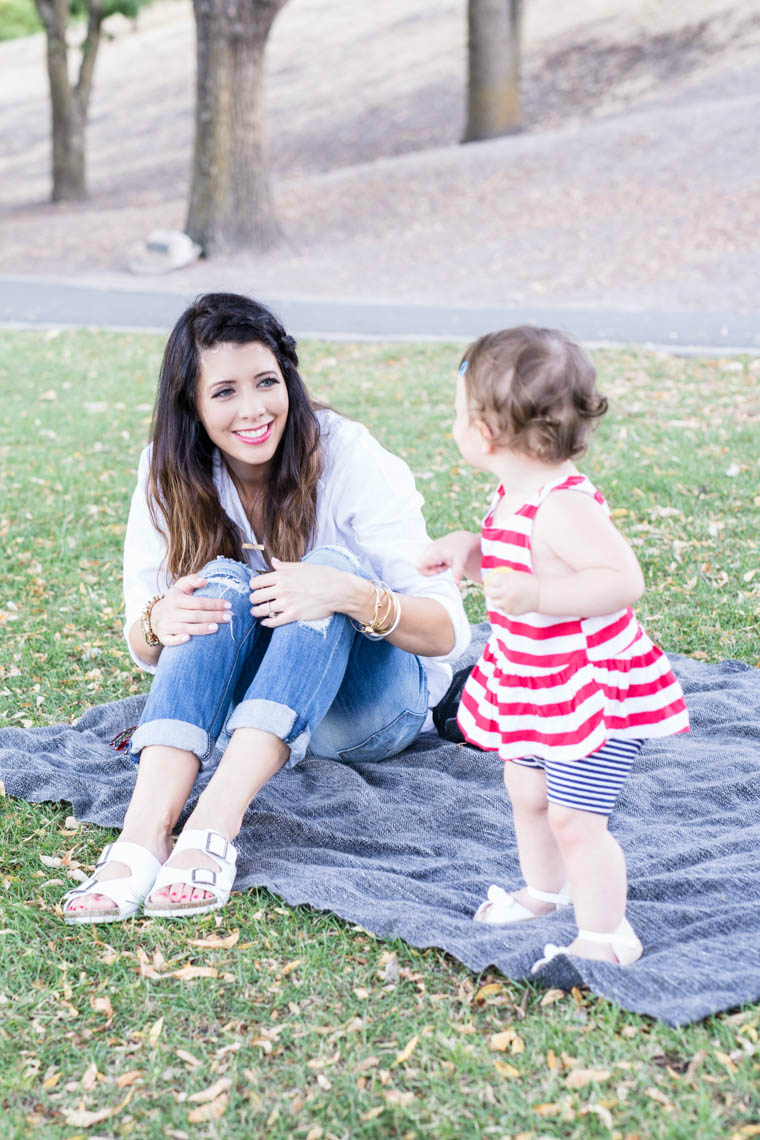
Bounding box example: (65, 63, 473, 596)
(460, 326, 608, 461)
(147, 292, 323, 579)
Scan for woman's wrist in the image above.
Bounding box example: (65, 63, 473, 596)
(339, 572, 378, 624)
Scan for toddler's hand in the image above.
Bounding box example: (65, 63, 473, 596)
(418, 531, 480, 584)
(484, 567, 540, 614)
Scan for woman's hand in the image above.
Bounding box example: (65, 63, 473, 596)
(417, 531, 482, 584)
(251, 558, 360, 627)
(150, 575, 232, 645)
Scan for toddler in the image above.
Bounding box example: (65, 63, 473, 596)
(419, 327, 689, 968)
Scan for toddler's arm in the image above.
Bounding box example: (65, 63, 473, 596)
(418, 530, 482, 585)
(486, 492, 644, 616)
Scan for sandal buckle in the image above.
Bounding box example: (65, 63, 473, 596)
(192, 867, 217, 886)
(205, 832, 228, 861)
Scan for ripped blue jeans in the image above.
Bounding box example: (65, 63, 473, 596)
(130, 546, 429, 769)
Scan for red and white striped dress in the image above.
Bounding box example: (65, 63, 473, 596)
(457, 474, 689, 762)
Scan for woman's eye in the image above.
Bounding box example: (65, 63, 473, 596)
(212, 386, 234, 398)
(258, 375, 279, 388)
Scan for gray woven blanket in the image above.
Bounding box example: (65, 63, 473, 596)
(1, 633, 758, 1026)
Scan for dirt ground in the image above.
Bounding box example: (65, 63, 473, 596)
(1, 0, 759, 311)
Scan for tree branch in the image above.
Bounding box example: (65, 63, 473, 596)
(76, 0, 104, 113)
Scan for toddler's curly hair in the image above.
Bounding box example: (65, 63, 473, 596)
(460, 326, 607, 461)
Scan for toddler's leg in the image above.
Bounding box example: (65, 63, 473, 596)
(548, 804, 627, 961)
(502, 761, 568, 915)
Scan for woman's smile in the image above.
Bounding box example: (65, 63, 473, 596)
(233, 421, 274, 445)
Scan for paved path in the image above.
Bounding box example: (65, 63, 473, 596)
(1, 276, 758, 352)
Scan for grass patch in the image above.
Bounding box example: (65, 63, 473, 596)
(0, 0, 41, 39)
(0, 329, 759, 1137)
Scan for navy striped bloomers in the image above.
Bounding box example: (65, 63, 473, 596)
(510, 737, 644, 815)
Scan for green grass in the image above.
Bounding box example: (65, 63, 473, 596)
(0, 0, 41, 39)
(0, 330, 759, 1138)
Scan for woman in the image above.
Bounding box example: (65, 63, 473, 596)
(63, 292, 470, 923)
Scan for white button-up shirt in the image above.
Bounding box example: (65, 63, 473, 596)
(123, 410, 471, 724)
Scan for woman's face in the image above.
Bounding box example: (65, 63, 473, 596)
(195, 341, 289, 481)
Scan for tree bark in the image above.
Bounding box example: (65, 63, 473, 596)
(34, 0, 104, 201)
(464, 0, 523, 142)
(186, 0, 288, 256)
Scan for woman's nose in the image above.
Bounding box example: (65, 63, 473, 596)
(241, 392, 267, 418)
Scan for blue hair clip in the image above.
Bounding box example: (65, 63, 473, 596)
(458, 360, 468, 376)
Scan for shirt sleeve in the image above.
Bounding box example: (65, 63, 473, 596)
(324, 419, 471, 663)
(122, 445, 169, 674)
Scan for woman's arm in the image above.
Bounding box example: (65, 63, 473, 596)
(251, 560, 456, 656)
(123, 448, 234, 670)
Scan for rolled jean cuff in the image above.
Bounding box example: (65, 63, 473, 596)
(226, 698, 310, 767)
(129, 719, 212, 763)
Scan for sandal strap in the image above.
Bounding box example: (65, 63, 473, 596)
(147, 830, 238, 905)
(172, 829, 237, 871)
(526, 881, 572, 906)
(577, 919, 641, 950)
(62, 841, 162, 913)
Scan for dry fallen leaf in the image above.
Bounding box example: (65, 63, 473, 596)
(360, 1106, 385, 1122)
(391, 1035, 418, 1067)
(565, 1067, 612, 1089)
(90, 995, 113, 1020)
(147, 1016, 164, 1044)
(540, 988, 565, 1007)
(188, 1077, 233, 1104)
(281, 959, 302, 976)
(41, 1071, 61, 1091)
(172, 965, 218, 981)
(474, 982, 505, 1002)
(190, 930, 240, 949)
(493, 1059, 521, 1079)
(116, 1070, 144, 1088)
(532, 1102, 562, 1117)
(62, 1090, 132, 1128)
(581, 1103, 614, 1128)
(187, 1092, 229, 1123)
(384, 1089, 415, 1107)
(305, 1127, 324, 1140)
(176, 1049, 201, 1068)
(489, 1029, 516, 1052)
(81, 1062, 99, 1091)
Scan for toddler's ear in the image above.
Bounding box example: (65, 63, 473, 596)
(475, 417, 496, 452)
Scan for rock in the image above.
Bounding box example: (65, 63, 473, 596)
(127, 229, 202, 275)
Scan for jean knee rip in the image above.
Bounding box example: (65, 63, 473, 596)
(306, 544, 361, 569)
(297, 614, 333, 637)
(199, 561, 249, 641)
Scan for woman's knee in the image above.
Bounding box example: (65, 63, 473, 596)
(303, 545, 363, 573)
(194, 557, 251, 602)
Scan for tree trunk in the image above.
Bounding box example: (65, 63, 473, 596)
(35, 0, 103, 202)
(464, 0, 523, 142)
(186, 0, 288, 256)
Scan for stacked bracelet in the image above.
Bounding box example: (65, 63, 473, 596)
(351, 580, 402, 639)
(140, 594, 164, 647)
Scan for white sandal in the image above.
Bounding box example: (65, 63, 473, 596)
(474, 881, 572, 924)
(61, 841, 162, 924)
(143, 829, 238, 918)
(531, 916, 643, 973)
